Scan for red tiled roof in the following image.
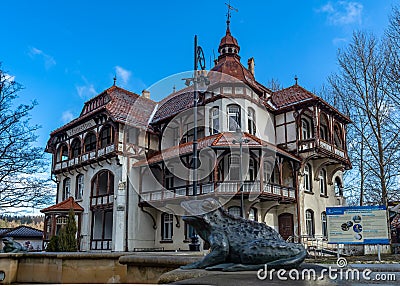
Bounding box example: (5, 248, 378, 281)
(271, 84, 316, 108)
(41, 197, 84, 213)
(50, 86, 157, 136)
(219, 27, 239, 49)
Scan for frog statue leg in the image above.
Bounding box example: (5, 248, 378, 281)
(180, 232, 229, 270)
(222, 239, 307, 272)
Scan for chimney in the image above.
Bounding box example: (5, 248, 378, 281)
(142, 90, 150, 99)
(248, 57, 255, 76)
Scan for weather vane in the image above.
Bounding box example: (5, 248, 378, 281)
(225, 1, 238, 28)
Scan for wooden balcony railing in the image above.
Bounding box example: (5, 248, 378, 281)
(299, 138, 347, 160)
(54, 144, 115, 171)
(140, 181, 296, 203)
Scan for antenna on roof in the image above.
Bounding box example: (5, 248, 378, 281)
(113, 75, 117, 86)
(294, 75, 298, 85)
(213, 49, 217, 65)
(225, 0, 238, 30)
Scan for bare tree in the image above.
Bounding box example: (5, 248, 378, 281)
(328, 31, 400, 207)
(267, 78, 282, 91)
(0, 64, 53, 210)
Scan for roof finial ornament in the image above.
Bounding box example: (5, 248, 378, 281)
(294, 75, 298, 85)
(225, 1, 238, 32)
(113, 75, 117, 86)
(173, 85, 176, 93)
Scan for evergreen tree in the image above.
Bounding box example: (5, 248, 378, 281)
(58, 208, 78, 251)
(46, 235, 59, 252)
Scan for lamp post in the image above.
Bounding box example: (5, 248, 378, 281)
(184, 35, 209, 251)
(232, 128, 249, 218)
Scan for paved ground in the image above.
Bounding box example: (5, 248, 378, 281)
(166, 263, 400, 285)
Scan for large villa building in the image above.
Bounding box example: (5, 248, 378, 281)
(42, 19, 351, 251)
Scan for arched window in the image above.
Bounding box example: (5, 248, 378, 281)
(319, 169, 327, 196)
(161, 213, 173, 240)
(282, 160, 294, 187)
(271, 163, 280, 184)
(71, 138, 81, 158)
(63, 178, 71, 200)
(301, 117, 312, 140)
(248, 207, 258, 221)
(334, 177, 343, 196)
(100, 125, 114, 148)
(228, 206, 241, 217)
(303, 164, 312, 192)
(91, 170, 114, 197)
(334, 124, 343, 148)
(210, 107, 220, 135)
(305, 209, 315, 237)
(320, 113, 329, 141)
(56, 144, 69, 162)
(321, 212, 327, 238)
(76, 174, 84, 200)
(227, 104, 241, 131)
(84, 132, 97, 153)
(248, 107, 256, 135)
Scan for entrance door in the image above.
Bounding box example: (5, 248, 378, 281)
(278, 213, 294, 241)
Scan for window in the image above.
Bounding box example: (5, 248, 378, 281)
(282, 160, 294, 187)
(263, 161, 273, 182)
(334, 124, 343, 148)
(334, 177, 343, 196)
(228, 155, 240, 181)
(76, 174, 84, 200)
(321, 212, 327, 238)
(305, 209, 315, 237)
(100, 125, 114, 148)
(84, 132, 97, 152)
(303, 164, 312, 192)
(184, 222, 195, 241)
(71, 138, 81, 158)
(228, 206, 241, 217)
(165, 168, 174, 189)
(319, 169, 327, 196)
(227, 104, 241, 131)
(319, 114, 329, 141)
(161, 213, 173, 240)
(247, 157, 257, 181)
(248, 107, 256, 135)
(63, 178, 71, 200)
(248, 207, 258, 221)
(56, 144, 69, 162)
(91, 209, 113, 250)
(56, 215, 68, 234)
(91, 170, 114, 197)
(210, 107, 220, 135)
(271, 163, 280, 184)
(301, 118, 312, 140)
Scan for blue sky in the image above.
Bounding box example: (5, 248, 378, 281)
(1, 0, 397, 151)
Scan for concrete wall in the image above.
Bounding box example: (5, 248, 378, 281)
(0, 252, 127, 284)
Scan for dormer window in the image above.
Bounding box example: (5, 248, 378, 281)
(228, 104, 241, 131)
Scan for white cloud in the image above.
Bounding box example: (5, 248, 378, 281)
(333, 37, 348, 45)
(76, 84, 97, 99)
(61, 110, 74, 123)
(4, 73, 15, 82)
(317, 1, 363, 26)
(115, 66, 132, 85)
(29, 46, 56, 69)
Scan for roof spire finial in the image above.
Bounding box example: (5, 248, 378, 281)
(294, 75, 298, 85)
(225, 1, 238, 32)
(173, 85, 176, 93)
(113, 75, 117, 86)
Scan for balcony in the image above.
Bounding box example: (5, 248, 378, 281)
(140, 181, 296, 203)
(298, 138, 347, 161)
(54, 145, 115, 172)
(90, 194, 114, 207)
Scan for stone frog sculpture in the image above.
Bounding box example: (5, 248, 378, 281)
(1, 237, 28, 253)
(181, 198, 306, 271)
